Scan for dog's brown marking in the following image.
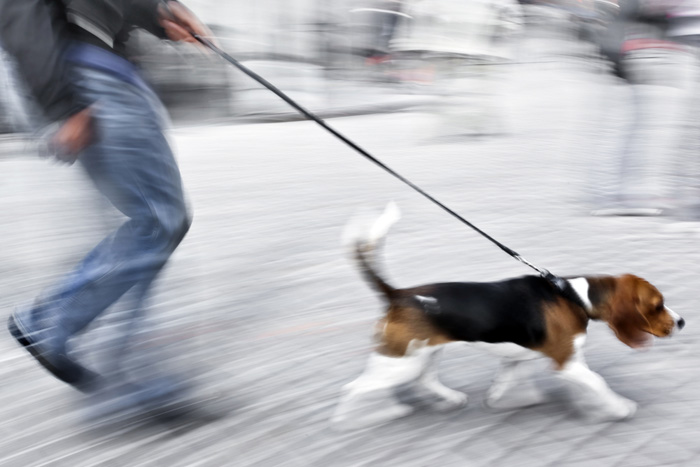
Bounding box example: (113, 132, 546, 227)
(594, 274, 672, 348)
(631, 276, 675, 338)
(376, 305, 454, 357)
(531, 297, 588, 369)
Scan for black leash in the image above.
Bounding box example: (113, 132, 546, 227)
(192, 34, 583, 304)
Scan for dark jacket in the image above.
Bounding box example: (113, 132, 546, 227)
(0, 0, 170, 122)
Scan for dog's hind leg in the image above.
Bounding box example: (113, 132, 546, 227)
(485, 357, 547, 410)
(331, 340, 433, 429)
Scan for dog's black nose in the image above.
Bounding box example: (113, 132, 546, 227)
(678, 318, 685, 330)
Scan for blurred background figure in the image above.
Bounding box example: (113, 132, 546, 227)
(665, 1, 700, 225)
(355, 0, 405, 65)
(388, 0, 524, 137)
(591, 0, 696, 216)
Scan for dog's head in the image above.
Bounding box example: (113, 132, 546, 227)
(604, 274, 684, 348)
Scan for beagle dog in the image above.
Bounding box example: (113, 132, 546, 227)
(332, 203, 685, 429)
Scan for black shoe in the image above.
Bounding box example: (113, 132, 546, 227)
(8, 314, 101, 393)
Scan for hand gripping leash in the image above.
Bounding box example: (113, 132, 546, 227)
(191, 33, 584, 306)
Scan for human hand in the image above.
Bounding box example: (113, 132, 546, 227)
(158, 1, 218, 50)
(50, 106, 93, 163)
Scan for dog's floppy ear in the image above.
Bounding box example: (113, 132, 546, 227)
(607, 275, 652, 349)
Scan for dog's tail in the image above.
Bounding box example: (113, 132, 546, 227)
(343, 202, 401, 300)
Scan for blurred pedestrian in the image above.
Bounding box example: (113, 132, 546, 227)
(0, 0, 213, 418)
(592, 0, 694, 216)
(665, 1, 700, 225)
(365, 0, 405, 65)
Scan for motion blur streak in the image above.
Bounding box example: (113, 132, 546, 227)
(1, 1, 698, 466)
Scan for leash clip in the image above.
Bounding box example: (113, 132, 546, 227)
(541, 270, 567, 292)
(542, 270, 588, 309)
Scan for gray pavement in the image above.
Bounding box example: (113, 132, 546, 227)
(2, 35, 700, 467)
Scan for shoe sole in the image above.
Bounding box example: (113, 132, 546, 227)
(8, 315, 99, 392)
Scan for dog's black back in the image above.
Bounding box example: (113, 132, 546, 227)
(404, 276, 557, 347)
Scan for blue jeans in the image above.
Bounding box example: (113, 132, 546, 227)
(17, 66, 191, 379)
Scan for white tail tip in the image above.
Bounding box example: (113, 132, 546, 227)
(343, 202, 402, 247)
(368, 202, 401, 244)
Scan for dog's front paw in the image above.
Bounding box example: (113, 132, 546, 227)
(584, 396, 637, 423)
(430, 390, 468, 411)
(444, 389, 469, 407)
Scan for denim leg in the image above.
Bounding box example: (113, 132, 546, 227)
(21, 68, 190, 355)
(617, 49, 694, 207)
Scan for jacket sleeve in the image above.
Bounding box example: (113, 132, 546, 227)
(0, 0, 88, 122)
(62, 0, 181, 45)
(126, 0, 176, 38)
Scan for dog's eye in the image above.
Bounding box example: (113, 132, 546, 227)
(655, 303, 664, 313)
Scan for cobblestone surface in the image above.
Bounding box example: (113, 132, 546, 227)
(1, 37, 699, 467)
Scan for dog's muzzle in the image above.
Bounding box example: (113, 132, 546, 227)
(667, 307, 685, 331)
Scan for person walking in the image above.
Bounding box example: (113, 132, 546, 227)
(0, 0, 213, 418)
(592, 0, 693, 216)
(665, 1, 700, 226)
